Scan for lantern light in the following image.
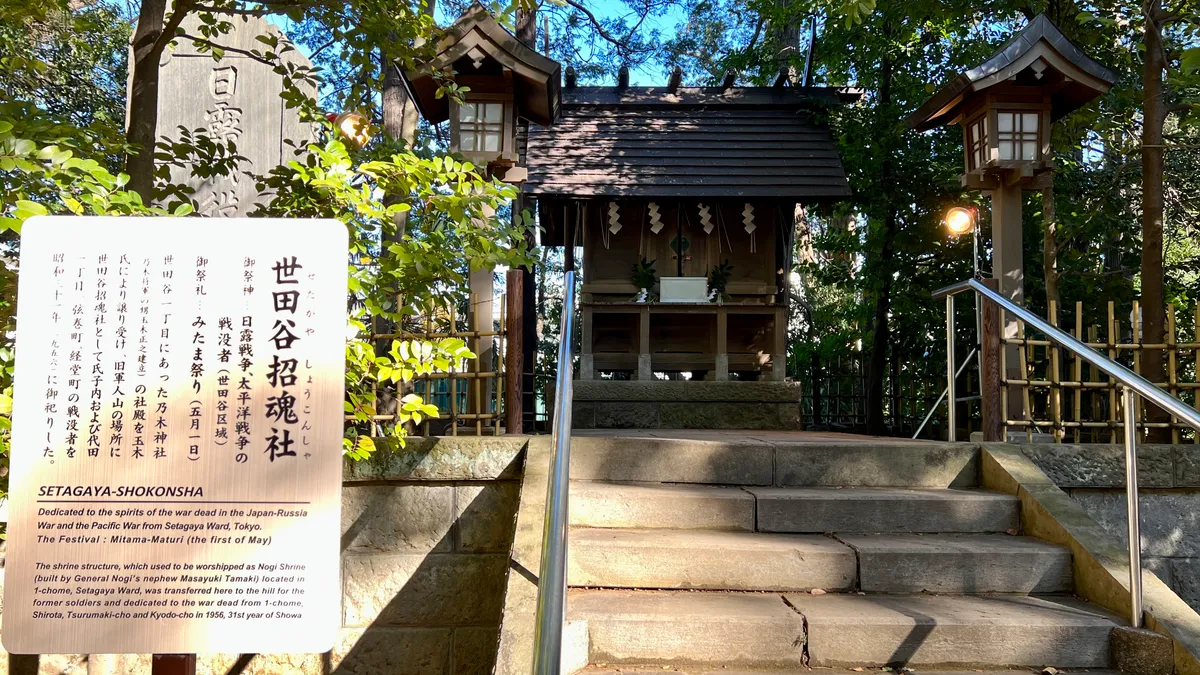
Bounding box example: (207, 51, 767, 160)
(945, 206, 976, 236)
(329, 112, 371, 147)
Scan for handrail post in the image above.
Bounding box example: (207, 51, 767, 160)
(531, 269, 577, 675)
(946, 295, 956, 442)
(1123, 385, 1144, 628)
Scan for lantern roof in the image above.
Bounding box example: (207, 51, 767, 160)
(400, 4, 561, 127)
(908, 14, 1117, 131)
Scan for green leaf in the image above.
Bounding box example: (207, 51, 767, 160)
(1183, 48, 1200, 75)
(15, 200, 47, 216)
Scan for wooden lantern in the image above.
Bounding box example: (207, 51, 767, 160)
(399, 4, 560, 177)
(909, 14, 1116, 190)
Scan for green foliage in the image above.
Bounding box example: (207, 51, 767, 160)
(631, 257, 658, 290)
(707, 259, 733, 299)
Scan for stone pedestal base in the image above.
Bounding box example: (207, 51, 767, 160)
(573, 380, 802, 430)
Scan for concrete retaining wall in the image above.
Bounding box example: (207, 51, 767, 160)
(1020, 443, 1200, 611)
(0, 436, 528, 675)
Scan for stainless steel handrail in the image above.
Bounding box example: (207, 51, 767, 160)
(934, 277, 1200, 629)
(531, 269, 577, 675)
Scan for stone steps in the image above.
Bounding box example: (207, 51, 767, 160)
(789, 593, 1118, 669)
(556, 437, 981, 487)
(568, 590, 1119, 670)
(571, 482, 1020, 534)
(568, 589, 806, 669)
(567, 527, 1071, 594)
(568, 527, 856, 592)
(842, 533, 1072, 594)
(571, 482, 754, 531)
(751, 487, 1019, 534)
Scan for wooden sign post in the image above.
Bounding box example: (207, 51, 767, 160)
(2, 217, 347, 661)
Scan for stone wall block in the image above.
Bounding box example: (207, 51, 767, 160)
(572, 401, 596, 429)
(343, 437, 526, 482)
(1070, 490, 1200, 557)
(1174, 446, 1200, 487)
(451, 626, 500, 675)
(196, 652, 322, 674)
(595, 402, 659, 428)
(1022, 444, 1175, 488)
(660, 402, 781, 429)
(1144, 556, 1175, 588)
(1170, 559, 1200, 608)
(455, 483, 520, 553)
(332, 627, 452, 674)
(341, 485, 455, 553)
(342, 553, 507, 627)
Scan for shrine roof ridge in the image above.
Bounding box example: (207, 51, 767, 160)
(562, 86, 860, 108)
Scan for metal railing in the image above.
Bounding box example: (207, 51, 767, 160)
(935, 278, 1200, 629)
(531, 269, 577, 675)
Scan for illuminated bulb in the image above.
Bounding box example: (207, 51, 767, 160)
(945, 206, 975, 236)
(330, 111, 371, 147)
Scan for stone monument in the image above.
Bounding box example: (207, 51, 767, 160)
(156, 15, 315, 216)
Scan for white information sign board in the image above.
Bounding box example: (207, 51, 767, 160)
(3, 217, 347, 655)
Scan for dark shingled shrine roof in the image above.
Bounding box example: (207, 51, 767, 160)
(524, 86, 857, 200)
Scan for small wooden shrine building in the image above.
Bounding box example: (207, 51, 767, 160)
(527, 80, 854, 383)
(403, 5, 856, 429)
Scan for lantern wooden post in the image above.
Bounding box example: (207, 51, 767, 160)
(980, 279, 1005, 442)
(991, 182, 1026, 420)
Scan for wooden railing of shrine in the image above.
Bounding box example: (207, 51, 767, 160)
(1002, 299, 1200, 443)
(355, 293, 508, 436)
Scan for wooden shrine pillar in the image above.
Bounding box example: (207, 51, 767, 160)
(505, 191, 538, 434)
(506, 268, 524, 433)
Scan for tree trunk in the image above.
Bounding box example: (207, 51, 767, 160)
(124, 0, 171, 203)
(1042, 177, 1060, 307)
(382, 0, 435, 242)
(769, 0, 801, 82)
(865, 39, 896, 437)
(1141, 0, 1169, 440)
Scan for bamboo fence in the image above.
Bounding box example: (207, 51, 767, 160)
(1002, 300, 1200, 443)
(347, 292, 509, 437)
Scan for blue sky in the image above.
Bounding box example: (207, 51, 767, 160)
(271, 0, 691, 86)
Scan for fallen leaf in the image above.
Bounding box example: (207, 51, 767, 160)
(1006, 528, 1018, 535)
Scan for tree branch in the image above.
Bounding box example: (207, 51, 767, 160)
(744, 15, 766, 54)
(178, 33, 278, 66)
(191, 4, 271, 16)
(561, 0, 640, 53)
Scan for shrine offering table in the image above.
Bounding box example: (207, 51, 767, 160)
(580, 302, 787, 381)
